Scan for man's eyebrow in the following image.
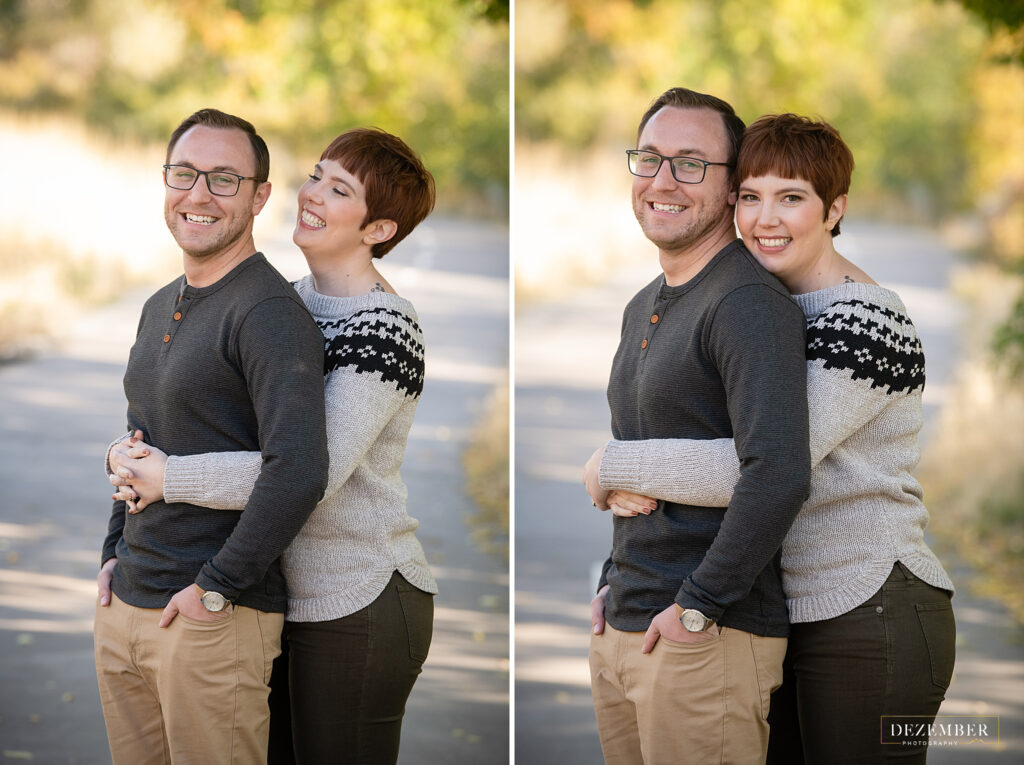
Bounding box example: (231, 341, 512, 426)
(174, 161, 247, 175)
(637, 145, 710, 158)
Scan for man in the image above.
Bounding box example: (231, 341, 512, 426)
(93, 108, 329, 764)
(582, 88, 811, 763)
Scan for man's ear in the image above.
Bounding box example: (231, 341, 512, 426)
(251, 181, 272, 216)
(362, 219, 398, 246)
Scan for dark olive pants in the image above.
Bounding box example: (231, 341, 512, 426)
(268, 571, 434, 765)
(767, 562, 956, 764)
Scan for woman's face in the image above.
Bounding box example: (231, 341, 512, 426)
(293, 158, 370, 257)
(735, 174, 843, 289)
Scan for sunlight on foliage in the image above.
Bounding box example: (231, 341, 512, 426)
(0, 0, 508, 213)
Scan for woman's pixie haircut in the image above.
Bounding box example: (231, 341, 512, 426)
(737, 114, 855, 237)
(320, 128, 436, 258)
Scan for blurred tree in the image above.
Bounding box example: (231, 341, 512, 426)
(516, 0, 990, 222)
(0, 0, 508, 213)
(951, 0, 1024, 377)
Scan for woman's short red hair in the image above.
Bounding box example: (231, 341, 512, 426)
(737, 114, 854, 236)
(320, 128, 436, 258)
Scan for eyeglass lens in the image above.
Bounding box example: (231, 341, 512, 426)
(628, 151, 707, 183)
(164, 166, 241, 196)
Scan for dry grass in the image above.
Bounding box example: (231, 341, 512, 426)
(919, 264, 1024, 623)
(462, 382, 509, 560)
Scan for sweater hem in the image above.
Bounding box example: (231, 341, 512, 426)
(286, 561, 437, 622)
(786, 552, 954, 623)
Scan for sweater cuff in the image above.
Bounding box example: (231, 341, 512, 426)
(163, 455, 207, 505)
(104, 431, 134, 476)
(598, 440, 646, 491)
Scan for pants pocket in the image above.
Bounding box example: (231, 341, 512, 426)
(396, 577, 434, 664)
(916, 598, 956, 691)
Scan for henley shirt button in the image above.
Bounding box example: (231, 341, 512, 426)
(163, 334, 171, 343)
(650, 314, 659, 324)
(641, 338, 648, 349)
(173, 311, 182, 321)
(875, 606, 883, 614)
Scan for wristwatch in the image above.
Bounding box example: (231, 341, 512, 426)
(679, 608, 715, 632)
(200, 590, 228, 612)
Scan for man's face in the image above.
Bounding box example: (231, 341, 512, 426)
(631, 106, 736, 256)
(163, 125, 269, 259)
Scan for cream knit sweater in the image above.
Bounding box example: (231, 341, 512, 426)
(161, 274, 438, 622)
(599, 282, 953, 623)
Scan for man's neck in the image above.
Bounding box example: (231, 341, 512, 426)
(659, 227, 736, 287)
(183, 236, 259, 288)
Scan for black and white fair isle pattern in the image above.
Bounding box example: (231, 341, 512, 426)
(806, 299, 925, 396)
(319, 308, 425, 398)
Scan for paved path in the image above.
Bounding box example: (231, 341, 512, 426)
(0, 217, 510, 764)
(514, 221, 1024, 763)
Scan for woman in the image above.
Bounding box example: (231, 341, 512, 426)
(108, 128, 438, 764)
(584, 114, 956, 763)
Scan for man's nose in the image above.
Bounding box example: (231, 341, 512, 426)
(650, 159, 678, 190)
(188, 173, 214, 202)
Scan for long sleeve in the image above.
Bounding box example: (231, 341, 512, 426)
(193, 296, 329, 600)
(598, 294, 924, 507)
(673, 284, 810, 620)
(600, 284, 953, 625)
(161, 286, 435, 621)
(164, 365, 414, 511)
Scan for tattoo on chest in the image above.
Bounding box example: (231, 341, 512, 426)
(370, 282, 385, 293)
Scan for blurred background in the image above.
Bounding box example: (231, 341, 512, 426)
(514, 0, 1024, 761)
(0, 0, 509, 351)
(0, 1, 510, 763)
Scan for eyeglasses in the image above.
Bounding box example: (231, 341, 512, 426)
(626, 150, 732, 184)
(162, 165, 261, 197)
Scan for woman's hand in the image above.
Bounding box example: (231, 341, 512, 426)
(607, 490, 658, 517)
(583, 446, 610, 509)
(109, 438, 168, 513)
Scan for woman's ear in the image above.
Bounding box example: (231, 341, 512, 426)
(826, 194, 847, 231)
(362, 219, 398, 246)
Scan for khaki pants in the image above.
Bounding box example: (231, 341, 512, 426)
(94, 593, 283, 765)
(590, 624, 787, 765)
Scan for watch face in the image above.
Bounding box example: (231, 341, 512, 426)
(201, 591, 227, 612)
(681, 610, 706, 632)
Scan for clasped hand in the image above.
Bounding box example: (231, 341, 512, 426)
(109, 429, 168, 513)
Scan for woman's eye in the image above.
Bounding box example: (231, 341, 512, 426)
(783, 195, 803, 203)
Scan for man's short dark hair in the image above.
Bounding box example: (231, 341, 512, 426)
(637, 88, 746, 183)
(166, 108, 270, 183)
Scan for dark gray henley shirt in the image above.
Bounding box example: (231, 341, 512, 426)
(102, 253, 329, 613)
(600, 240, 811, 637)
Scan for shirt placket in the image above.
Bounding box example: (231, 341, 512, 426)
(160, 283, 194, 357)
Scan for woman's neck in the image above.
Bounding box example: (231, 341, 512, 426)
(786, 249, 876, 295)
(306, 250, 392, 297)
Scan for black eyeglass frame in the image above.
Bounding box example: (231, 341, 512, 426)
(625, 150, 733, 184)
(162, 164, 262, 197)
